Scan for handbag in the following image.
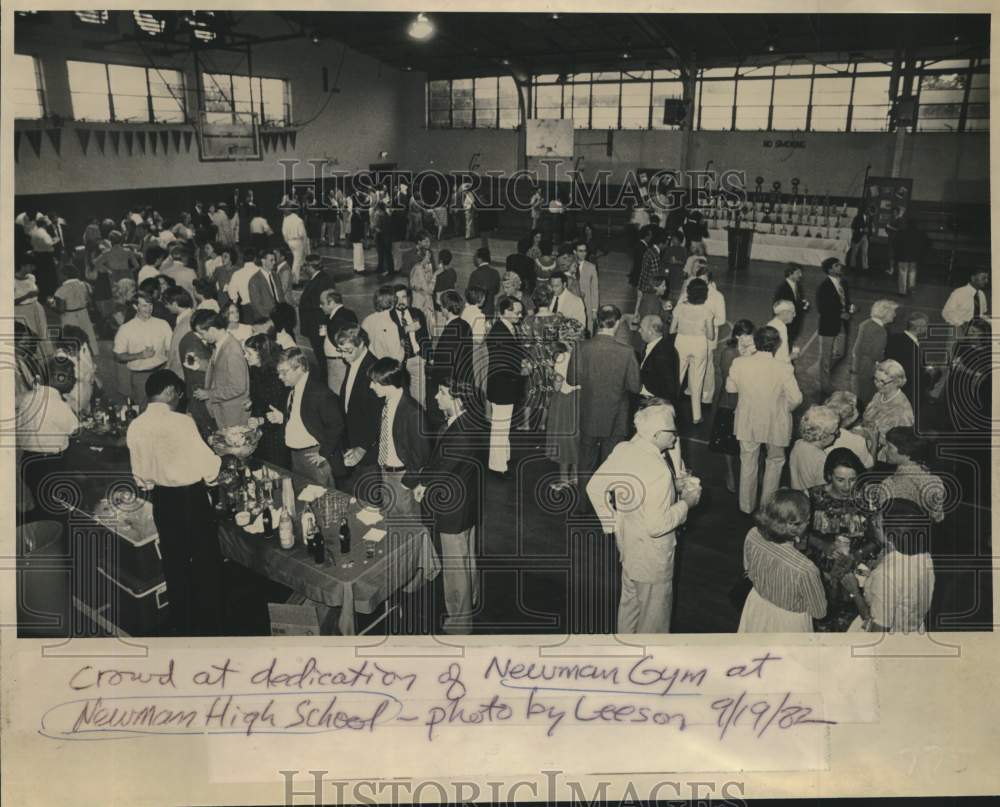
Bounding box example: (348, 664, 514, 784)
(708, 406, 739, 456)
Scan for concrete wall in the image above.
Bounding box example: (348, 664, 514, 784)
(15, 13, 422, 195)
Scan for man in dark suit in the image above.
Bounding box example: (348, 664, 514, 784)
(637, 314, 679, 403)
(268, 348, 346, 487)
(468, 247, 501, 318)
(247, 247, 285, 324)
(885, 311, 929, 406)
(629, 225, 653, 289)
(486, 296, 527, 478)
(576, 305, 641, 476)
(815, 257, 854, 398)
(506, 240, 537, 295)
(318, 288, 358, 394)
(333, 326, 381, 476)
(772, 263, 810, 347)
(389, 284, 432, 408)
(413, 378, 482, 634)
(297, 255, 337, 380)
(363, 357, 431, 517)
(400, 231, 436, 279)
(426, 290, 474, 431)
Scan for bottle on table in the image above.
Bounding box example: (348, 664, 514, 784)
(278, 507, 295, 549)
(300, 503, 317, 549)
(339, 517, 351, 555)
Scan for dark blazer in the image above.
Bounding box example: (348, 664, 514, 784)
(324, 305, 359, 352)
(773, 277, 807, 340)
(639, 335, 680, 403)
(575, 333, 641, 437)
(420, 413, 481, 534)
(428, 316, 474, 386)
(506, 253, 537, 294)
(485, 320, 526, 406)
(340, 349, 380, 454)
(630, 238, 651, 288)
(468, 264, 502, 317)
(289, 375, 347, 476)
(885, 331, 920, 402)
(389, 306, 431, 359)
(297, 269, 337, 342)
(247, 270, 286, 324)
(816, 276, 851, 337)
(388, 395, 431, 489)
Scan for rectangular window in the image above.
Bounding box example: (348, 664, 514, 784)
(534, 83, 563, 119)
(475, 77, 498, 128)
(12, 53, 45, 119)
(428, 79, 450, 128)
(498, 76, 519, 128)
(451, 78, 474, 127)
(202, 72, 290, 126)
(68, 60, 112, 121)
(917, 71, 966, 132)
(148, 67, 186, 123)
(964, 71, 989, 131)
(810, 77, 851, 131)
(771, 77, 810, 130)
(68, 60, 184, 123)
(699, 79, 735, 130)
(850, 75, 891, 131)
(591, 80, 621, 129)
(571, 82, 591, 129)
(107, 64, 149, 122)
(735, 78, 771, 130)
(620, 80, 651, 129)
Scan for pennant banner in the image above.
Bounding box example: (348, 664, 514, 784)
(26, 130, 43, 159)
(123, 130, 134, 155)
(159, 131, 170, 154)
(149, 131, 158, 154)
(14, 131, 21, 162)
(45, 128, 62, 156)
(76, 128, 91, 155)
(260, 132, 270, 152)
(94, 129, 106, 155)
(171, 130, 182, 153)
(183, 130, 193, 152)
(136, 131, 146, 154)
(279, 132, 289, 150)
(288, 130, 297, 150)
(109, 130, 120, 155)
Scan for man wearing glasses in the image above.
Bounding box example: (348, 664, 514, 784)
(586, 398, 701, 634)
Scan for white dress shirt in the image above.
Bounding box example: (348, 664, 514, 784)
(284, 374, 316, 449)
(113, 315, 172, 371)
(204, 255, 223, 280)
(16, 386, 79, 453)
(126, 402, 221, 489)
(461, 305, 488, 344)
(343, 347, 369, 410)
(941, 283, 988, 327)
(250, 216, 273, 235)
(226, 262, 260, 307)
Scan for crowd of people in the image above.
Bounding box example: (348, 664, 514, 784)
(12, 185, 989, 637)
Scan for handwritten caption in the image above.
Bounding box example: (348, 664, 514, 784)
(40, 652, 835, 742)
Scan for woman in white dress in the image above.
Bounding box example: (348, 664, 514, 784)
(739, 489, 828, 633)
(846, 499, 935, 632)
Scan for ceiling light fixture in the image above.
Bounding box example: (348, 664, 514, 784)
(408, 12, 434, 41)
(767, 43, 776, 53)
(621, 51, 631, 59)
(552, 13, 560, 20)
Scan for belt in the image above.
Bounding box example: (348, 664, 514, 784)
(290, 444, 321, 452)
(380, 464, 406, 472)
(62, 306, 89, 312)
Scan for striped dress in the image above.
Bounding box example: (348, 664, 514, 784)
(739, 528, 827, 633)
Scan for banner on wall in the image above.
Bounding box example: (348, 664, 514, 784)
(862, 176, 913, 241)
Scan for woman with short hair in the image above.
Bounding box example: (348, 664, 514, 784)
(878, 426, 946, 524)
(738, 489, 827, 633)
(823, 390, 874, 468)
(851, 299, 899, 408)
(789, 405, 841, 491)
(858, 359, 914, 462)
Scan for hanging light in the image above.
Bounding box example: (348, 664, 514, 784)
(408, 13, 435, 41)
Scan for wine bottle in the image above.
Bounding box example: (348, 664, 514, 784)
(278, 508, 295, 549)
(339, 518, 351, 555)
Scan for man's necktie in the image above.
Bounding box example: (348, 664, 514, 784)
(973, 290, 982, 321)
(268, 272, 279, 302)
(552, 295, 559, 314)
(401, 311, 417, 359)
(286, 386, 295, 418)
(378, 404, 391, 465)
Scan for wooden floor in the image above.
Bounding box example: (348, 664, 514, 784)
(93, 229, 991, 635)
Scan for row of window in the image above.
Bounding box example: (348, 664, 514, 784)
(11, 54, 291, 126)
(428, 58, 990, 132)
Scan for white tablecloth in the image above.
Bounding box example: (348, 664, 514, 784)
(705, 232, 850, 267)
